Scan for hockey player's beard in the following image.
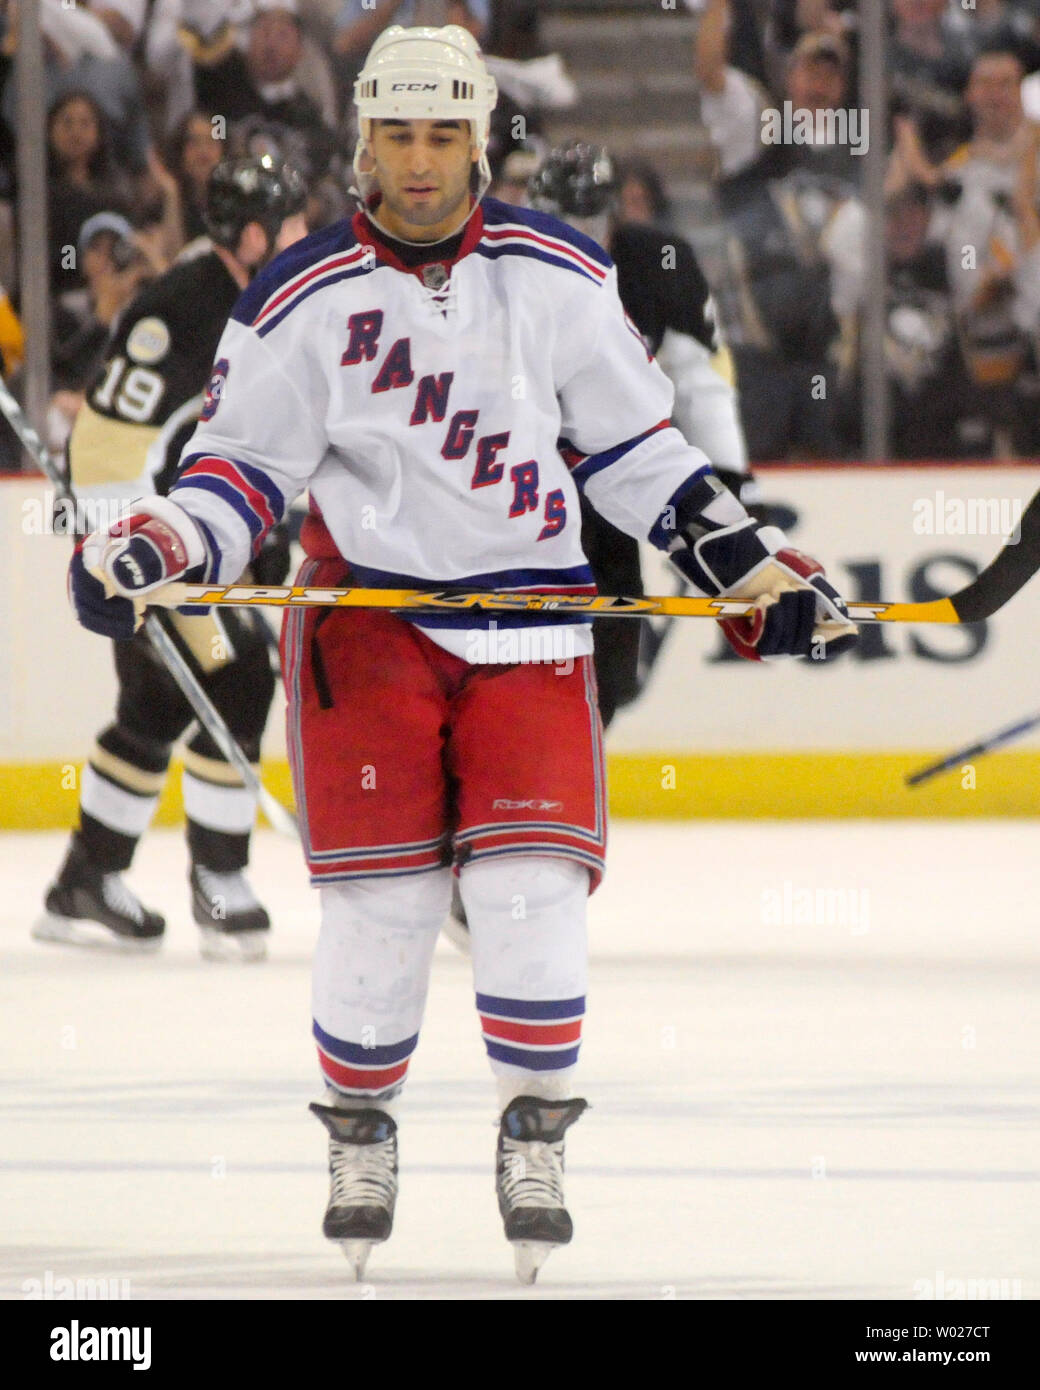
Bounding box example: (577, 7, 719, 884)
(375, 176, 474, 245)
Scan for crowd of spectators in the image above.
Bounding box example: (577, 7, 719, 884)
(0, 0, 561, 459)
(689, 0, 1040, 460)
(1, 0, 1039, 464)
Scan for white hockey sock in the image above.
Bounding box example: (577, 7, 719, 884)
(313, 868, 452, 1104)
(182, 769, 258, 834)
(460, 856, 589, 1106)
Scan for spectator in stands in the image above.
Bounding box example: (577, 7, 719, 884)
(696, 1, 864, 188)
(35, 0, 153, 179)
(1011, 121, 1040, 451)
(684, 0, 771, 92)
(888, 0, 972, 167)
(615, 158, 671, 229)
(165, 109, 227, 244)
(835, 182, 978, 458)
(47, 91, 132, 293)
(187, 0, 337, 179)
(943, 0, 1040, 79)
(765, 1, 860, 103)
(82, 0, 198, 137)
(334, 0, 488, 71)
(694, 0, 863, 458)
(934, 46, 1040, 453)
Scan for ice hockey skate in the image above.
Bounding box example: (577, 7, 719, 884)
(32, 841, 164, 950)
(190, 864, 270, 962)
(496, 1095, 588, 1284)
(310, 1102, 398, 1280)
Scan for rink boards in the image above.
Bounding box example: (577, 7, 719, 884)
(2, 462, 1039, 825)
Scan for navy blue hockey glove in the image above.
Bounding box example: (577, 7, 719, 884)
(68, 498, 206, 638)
(68, 542, 141, 640)
(654, 471, 858, 662)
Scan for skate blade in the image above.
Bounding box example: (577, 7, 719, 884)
(512, 1240, 556, 1285)
(31, 914, 163, 953)
(337, 1239, 375, 1281)
(198, 927, 268, 963)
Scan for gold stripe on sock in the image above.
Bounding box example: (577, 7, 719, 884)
(182, 748, 257, 788)
(89, 745, 167, 796)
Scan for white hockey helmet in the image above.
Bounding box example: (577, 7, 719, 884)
(352, 25, 499, 205)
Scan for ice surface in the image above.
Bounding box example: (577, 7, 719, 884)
(2, 822, 1038, 1300)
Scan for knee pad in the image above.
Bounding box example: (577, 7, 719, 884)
(459, 855, 589, 1003)
(313, 868, 452, 1034)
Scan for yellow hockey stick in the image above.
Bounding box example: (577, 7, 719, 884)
(152, 489, 1040, 624)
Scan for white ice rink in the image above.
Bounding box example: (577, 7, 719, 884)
(2, 821, 1038, 1301)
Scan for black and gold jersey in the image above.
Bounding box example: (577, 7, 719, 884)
(69, 249, 241, 502)
(611, 223, 720, 360)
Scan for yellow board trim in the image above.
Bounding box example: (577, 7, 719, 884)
(0, 760, 297, 831)
(1, 753, 1039, 829)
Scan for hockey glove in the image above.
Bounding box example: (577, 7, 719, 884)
(68, 544, 140, 641)
(654, 471, 858, 662)
(68, 497, 207, 640)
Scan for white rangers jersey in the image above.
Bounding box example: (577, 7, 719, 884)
(168, 196, 740, 660)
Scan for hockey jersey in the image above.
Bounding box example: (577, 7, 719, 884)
(69, 247, 242, 505)
(169, 198, 742, 660)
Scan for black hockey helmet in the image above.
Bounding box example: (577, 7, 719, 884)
(204, 154, 308, 251)
(527, 141, 617, 219)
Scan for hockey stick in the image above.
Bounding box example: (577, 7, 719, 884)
(152, 489, 1040, 621)
(0, 374, 298, 839)
(905, 708, 1040, 787)
(149, 576, 1018, 623)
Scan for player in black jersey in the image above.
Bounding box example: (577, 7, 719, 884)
(528, 139, 758, 726)
(35, 156, 308, 961)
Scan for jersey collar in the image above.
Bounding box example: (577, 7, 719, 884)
(352, 200, 486, 279)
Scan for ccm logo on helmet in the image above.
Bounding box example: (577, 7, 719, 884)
(391, 82, 439, 91)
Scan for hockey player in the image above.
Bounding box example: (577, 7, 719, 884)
(65, 26, 856, 1280)
(36, 156, 308, 962)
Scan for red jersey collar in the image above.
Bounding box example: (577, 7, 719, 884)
(352, 199, 485, 278)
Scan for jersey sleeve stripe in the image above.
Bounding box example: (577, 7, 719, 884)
(174, 475, 265, 544)
(564, 419, 672, 486)
(646, 465, 712, 549)
(177, 454, 284, 532)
